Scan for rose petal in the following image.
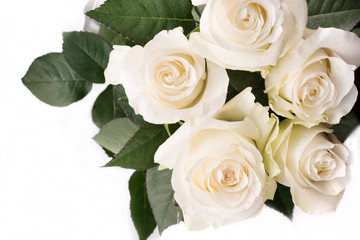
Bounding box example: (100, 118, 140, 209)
(286, 124, 332, 185)
(326, 85, 358, 125)
(291, 184, 344, 215)
(191, 0, 209, 6)
(304, 28, 360, 67)
(155, 118, 256, 169)
(214, 87, 277, 152)
(104, 45, 132, 85)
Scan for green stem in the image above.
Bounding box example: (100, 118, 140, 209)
(164, 124, 171, 137)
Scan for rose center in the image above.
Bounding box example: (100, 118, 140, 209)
(238, 11, 252, 29)
(221, 168, 236, 185)
(314, 152, 335, 174)
(309, 88, 317, 97)
(146, 53, 205, 109)
(155, 60, 185, 87)
(298, 72, 331, 108)
(211, 161, 249, 189)
(306, 149, 338, 181)
(232, 3, 263, 31)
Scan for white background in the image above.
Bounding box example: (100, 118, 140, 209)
(0, 1, 359, 240)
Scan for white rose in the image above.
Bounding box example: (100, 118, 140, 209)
(83, 0, 106, 33)
(189, 0, 307, 71)
(155, 88, 277, 230)
(104, 28, 229, 124)
(265, 28, 360, 127)
(265, 119, 351, 214)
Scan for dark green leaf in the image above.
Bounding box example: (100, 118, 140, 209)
(191, 5, 205, 23)
(332, 111, 359, 143)
(265, 183, 294, 220)
(86, 0, 196, 44)
(92, 84, 143, 128)
(102, 147, 115, 158)
(226, 84, 238, 103)
(62, 31, 112, 83)
(129, 171, 156, 240)
(93, 118, 139, 153)
(307, 0, 360, 31)
(105, 123, 178, 170)
(352, 28, 360, 37)
(147, 167, 183, 234)
(118, 97, 144, 126)
(92, 85, 126, 128)
(22, 53, 92, 107)
(226, 70, 267, 106)
(98, 25, 136, 46)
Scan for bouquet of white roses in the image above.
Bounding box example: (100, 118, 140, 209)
(22, 0, 360, 239)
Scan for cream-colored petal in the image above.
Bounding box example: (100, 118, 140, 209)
(280, 0, 307, 54)
(269, 119, 294, 186)
(191, 0, 209, 6)
(155, 118, 248, 169)
(214, 87, 277, 152)
(291, 184, 344, 215)
(190, 32, 274, 71)
(328, 57, 356, 107)
(183, 214, 212, 231)
(262, 115, 281, 179)
(304, 28, 360, 67)
(326, 85, 358, 125)
(286, 124, 332, 185)
(104, 45, 132, 85)
(264, 40, 303, 92)
(138, 60, 228, 124)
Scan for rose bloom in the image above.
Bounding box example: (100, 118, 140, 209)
(189, 0, 307, 71)
(265, 119, 351, 214)
(83, 0, 106, 33)
(155, 88, 277, 230)
(104, 28, 229, 124)
(265, 28, 360, 127)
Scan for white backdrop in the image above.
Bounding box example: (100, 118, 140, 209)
(0, 1, 359, 240)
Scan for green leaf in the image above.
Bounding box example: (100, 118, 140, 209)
(332, 111, 359, 143)
(191, 5, 205, 23)
(118, 97, 144, 127)
(93, 118, 139, 154)
(22, 53, 92, 107)
(92, 85, 143, 128)
(226, 70, 267, 106)
(105, 123, 176, 170)
(307, 0, 360, 31)
(129, 171, 156, 240)
(102, 147, 115, 158)
(62, 31, 112, 83)
(352, 28, 360, 37)
(92, 85, 126, 128)
(147, 167, 183, 234)
(265, 183, 294, 220)
(86, 0, 196, 44)
(98, 25, 136, 46)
